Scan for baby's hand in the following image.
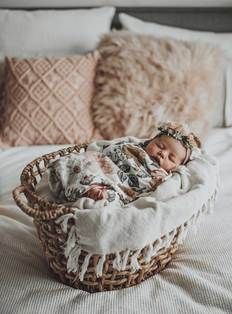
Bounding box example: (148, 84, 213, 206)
(151, 169, 167, 181)
(85, 185, 108, 201)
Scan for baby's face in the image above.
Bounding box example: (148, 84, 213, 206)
(144, 135, 187, 172)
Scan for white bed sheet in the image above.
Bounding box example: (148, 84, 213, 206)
(0, 128, 232, 314)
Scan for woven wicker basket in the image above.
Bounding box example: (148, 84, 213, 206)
(13, 144, 180, 293)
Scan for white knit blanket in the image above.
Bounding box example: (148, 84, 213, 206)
(37, 137, 219, 281)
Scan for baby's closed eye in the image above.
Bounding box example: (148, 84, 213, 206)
(157, 143, 164, 149)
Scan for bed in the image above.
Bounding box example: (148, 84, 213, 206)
(0, 2, 232, 313)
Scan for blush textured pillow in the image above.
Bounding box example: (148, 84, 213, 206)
(92, 32, 224, 140)
(0, 52, 99, 146)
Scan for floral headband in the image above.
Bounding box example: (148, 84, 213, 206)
(156, 122, 201, 151)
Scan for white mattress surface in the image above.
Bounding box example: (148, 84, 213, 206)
(0, 128, 232, 313)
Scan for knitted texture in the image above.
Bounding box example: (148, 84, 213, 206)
(0, 52, 99, 146)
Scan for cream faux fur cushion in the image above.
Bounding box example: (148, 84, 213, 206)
(92, 32, 224, 140)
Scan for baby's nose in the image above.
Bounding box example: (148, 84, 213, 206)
(159, 150, 167, 158)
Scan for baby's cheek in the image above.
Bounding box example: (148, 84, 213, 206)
(152, 148, 158, 157)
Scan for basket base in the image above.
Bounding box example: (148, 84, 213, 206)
(48, 245, 178, 293)
(34, 217, 179, 293)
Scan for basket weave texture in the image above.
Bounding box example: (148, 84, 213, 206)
(13, 145, 179, 293)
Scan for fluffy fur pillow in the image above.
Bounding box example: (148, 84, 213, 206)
(92, 32, 224, 140)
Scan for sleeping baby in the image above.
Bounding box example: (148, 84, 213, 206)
(47, 122, 201, 206)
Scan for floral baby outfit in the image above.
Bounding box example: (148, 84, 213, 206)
(47, 139, 168, 206)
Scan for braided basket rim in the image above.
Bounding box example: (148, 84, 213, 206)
(19, 144, 88, 220)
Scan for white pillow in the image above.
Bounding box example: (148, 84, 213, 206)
(0, 7, 115, 57)
(0, 7, 115, 98)
(225, 62, 232, 126)
(119, 13, 232, 127)
(119, 13, 232, 58)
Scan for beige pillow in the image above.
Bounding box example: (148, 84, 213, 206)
(0, 52, 100, 146)
(92, 32, 224, 140)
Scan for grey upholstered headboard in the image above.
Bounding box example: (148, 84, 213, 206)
(112, 7, 232, 32)
(0, 4, 232, 33)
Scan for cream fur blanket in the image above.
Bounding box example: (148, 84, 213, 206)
(37, 137, 219, 281)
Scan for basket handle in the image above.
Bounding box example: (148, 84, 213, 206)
(12, 185, 73, 221)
